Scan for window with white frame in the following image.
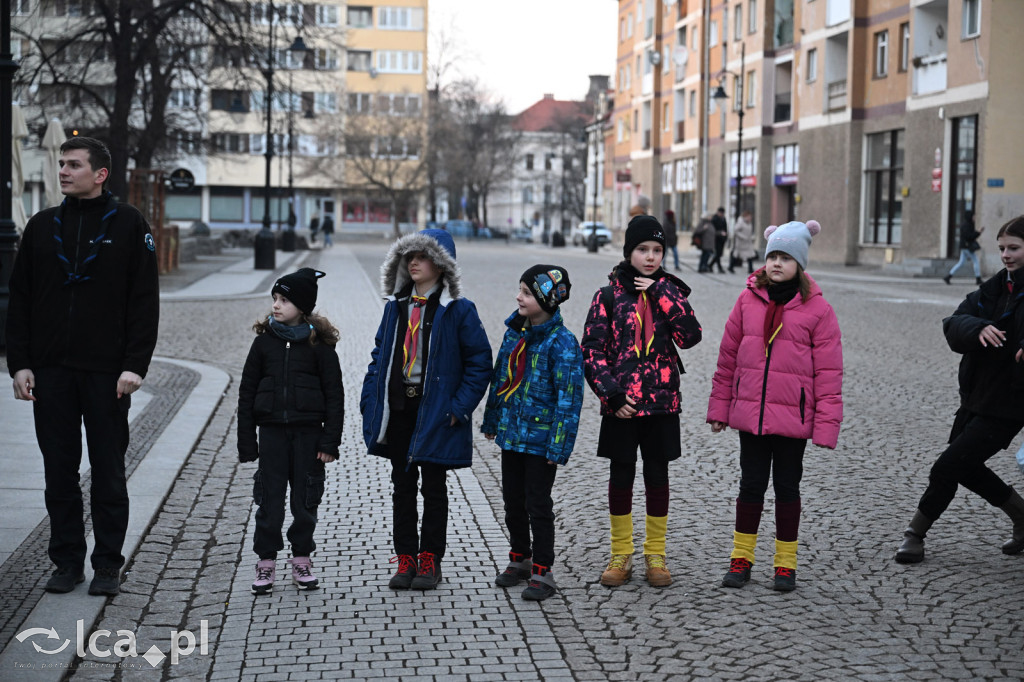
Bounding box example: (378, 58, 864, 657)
(806, 48, 817, 82)
(962, 0, 980, 38)
(251, 2, 301, 25)
(348, 92, 371, 112)
(617, 118, 624, 143)
(346, 50, 370, 71)
(733, 77, 742, 111)
(317, 4, 339, 26)
(168, 88, 200, 109)
(748, 0, 757, 33)
(723, 7, 729, 42)
(378, 7, 425, 30)
(626, 11, 633, 37)
(663, 102, 670, 131)
(316, 48, 340, 70)
(863, 129, 904, 245)
(898, 23, 909, 72)
(315, 92, 338, 114)
(874, 30, 888, 78)
(746, 71, 756, 108)
(710, 20, 718, 47)
(735, 4, 743, 40)
(689, 90, 696, 117)
(377, 50, 422, 74)
(12, 0, 30, 14)
(523, 186, 534, 204)
(347, 6, 372, 28)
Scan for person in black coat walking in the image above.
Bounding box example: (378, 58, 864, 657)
(943, 211, 984, 285)
(895, 215, 1024, 565)
(238, 268, 344, 594)
(707, 207, 729, 274)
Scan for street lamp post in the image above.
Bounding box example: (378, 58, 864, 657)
(712, 42, 746, 222)
(0, 0, 21, 348)
(253, 0, 279, 270)
(281, 53, 307, 253)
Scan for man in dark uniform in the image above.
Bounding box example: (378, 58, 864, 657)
(6, 137, 160, 597)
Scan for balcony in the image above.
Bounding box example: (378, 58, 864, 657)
(773, 92, 791, 123)
(826, 79, 847, 112)
(913, 53, 947, 96)
(675, 120, 685, 143)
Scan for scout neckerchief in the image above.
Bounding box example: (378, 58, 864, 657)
(633, 291, 655, 357)
(402, 295, 429, 377)
(496, 335, 528, 401)
(763, 277, 799, 354)
(53, 192, 118, 286)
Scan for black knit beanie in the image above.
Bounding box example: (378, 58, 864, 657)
(272, 267, 325, 315)
(520, 264, 571, 314)
(623, 215, 666, 258)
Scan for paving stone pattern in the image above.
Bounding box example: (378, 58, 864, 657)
(0, 359, 199, 653)
(36, 241, 1024, 679)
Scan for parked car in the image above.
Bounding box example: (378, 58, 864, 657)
(444, 219, 474, 238)
(573, 221, 612, 247)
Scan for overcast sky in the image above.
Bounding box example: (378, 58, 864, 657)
(429, 0, 619, 113)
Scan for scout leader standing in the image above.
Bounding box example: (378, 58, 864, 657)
(361, 228, 492, 590)
(581, 215, 703, 588)
(6, 137, 160, 597)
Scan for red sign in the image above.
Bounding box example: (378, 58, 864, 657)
(931, 168, 942, 179)
(931, 178, 942, 192)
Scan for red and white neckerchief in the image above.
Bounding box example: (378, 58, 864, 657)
(496, 336, 528, 401)
(633, 291, 655, 357)
(402, 295, 428, 377)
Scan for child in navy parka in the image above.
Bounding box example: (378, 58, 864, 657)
(360, 229, 492, 590)
(482, 264, 584, 601)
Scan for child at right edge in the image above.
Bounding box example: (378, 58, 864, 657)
(482, 265, 584, 601)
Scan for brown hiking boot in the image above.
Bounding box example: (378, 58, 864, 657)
(644, 554, 672, 587)
(599, 554, 632, 586)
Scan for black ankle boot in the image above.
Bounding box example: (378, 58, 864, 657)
(895, 510, 933, 564)
(999, 488, 1024, 555)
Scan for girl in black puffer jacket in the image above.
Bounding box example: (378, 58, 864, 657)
(238, 268, 344, 595)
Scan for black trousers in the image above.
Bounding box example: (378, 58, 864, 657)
(253, 425, 326, 559)
(501, 450, 558, 567)
(32, 367, 130, 571)
(388, 399, 449, 558)
(737, 432, 806, 504)
(918, 413, 1022, 521)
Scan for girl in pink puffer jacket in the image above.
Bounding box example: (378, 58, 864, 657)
(707, 220, 843, 593)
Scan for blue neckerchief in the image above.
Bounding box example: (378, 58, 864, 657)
(53, 192, 118, 286)
(268, 317, 312, 341)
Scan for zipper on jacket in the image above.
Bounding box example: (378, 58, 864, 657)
(408, 301, 443, 465)
(799, 388, 806, 424)
(757, 344, 774, 434)
(283, 341, 290, 421)
(65, 215, 85, 357)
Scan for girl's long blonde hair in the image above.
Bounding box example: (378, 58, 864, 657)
(252, 312, 340, 345)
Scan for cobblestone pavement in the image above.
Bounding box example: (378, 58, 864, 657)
(3, 240, 1022, 680)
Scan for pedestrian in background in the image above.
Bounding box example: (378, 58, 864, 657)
(708, 220, 843, 592)
(694, 213, 717, 273)
(730, 209, 758, 274)
(482, 264, 584, 601)
(943, 211, 984, 285)
(663, 210, 680, 270)
(582, 215, 703, 588)
(320, 214, 335, 248)
(6, 137, 160, 597)
(309, 212, 319, 245)
(707, 207, 729, 274)
(361, 229, 492, 590)
(237, 268, 344, 595)
(895, 215, 1024, 565)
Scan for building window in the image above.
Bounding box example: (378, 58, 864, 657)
(723, 7, 729, 42)
(317, 5, 339, 26)
(168, 89, 200, 109)
(346, 50, 370, 72)
(663, 102, 670, 131)
(378, 7, 425, 30)
(544, 153, 554, 171)
(874, 30, 889, 78)
(12, 0, 30, 14)
(748, 0, 757, 33)
(348, 92, 371, 112)
(863, 129, 904, 245)
(710, 20, 718, 47)
(735, 5, 743, 40)
(347, 6, 372, 28)
(314, 92, 338, 114)
(689, 90, 696, 117)
(962, 0, 981, 39)
(523, 187, 534, 204)
(746, 70, 756, 108)
(377, 50, 422, 74)
(806, 48, 817, 82)
(626, 11, 633, 38)
(211, 89, 248, 112)
(898, 23, 910, 72)
(948, 115, 978, 255)
(315, 48, 339, 70)
(525, 153, 534, 170)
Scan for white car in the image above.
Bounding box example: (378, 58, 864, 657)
(573, 222, 612, 247)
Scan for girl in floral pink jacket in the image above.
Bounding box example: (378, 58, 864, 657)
(582, 216, 702, 589)
(707, 219, 843, 592)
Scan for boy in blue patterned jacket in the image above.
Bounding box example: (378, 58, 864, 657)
(482, 264, 584, 601)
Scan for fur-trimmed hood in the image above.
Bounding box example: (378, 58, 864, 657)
(379, 228, 462, 300)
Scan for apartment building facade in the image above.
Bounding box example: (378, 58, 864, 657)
(12, 0, 428, 235)
(612, 0, 1024, 269)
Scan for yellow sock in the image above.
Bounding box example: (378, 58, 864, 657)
(643, 515, 668, 555)
(730, 531, 757, 563)
(609, 513, 634, 555)
(774, 539, 798, 569)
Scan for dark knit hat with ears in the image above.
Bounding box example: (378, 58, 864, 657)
(272, 267, 325, 315)
(623, 215, 666, 258)
(520, 264, 571, 314)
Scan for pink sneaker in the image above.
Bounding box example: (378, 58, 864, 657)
(251, 559, 275, 595)
(289, 557, 319, 590)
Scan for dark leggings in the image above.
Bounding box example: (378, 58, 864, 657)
(737, 432, 806, 504)
(918, 413, 1023, 521)
(608, 458, 669, 517)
